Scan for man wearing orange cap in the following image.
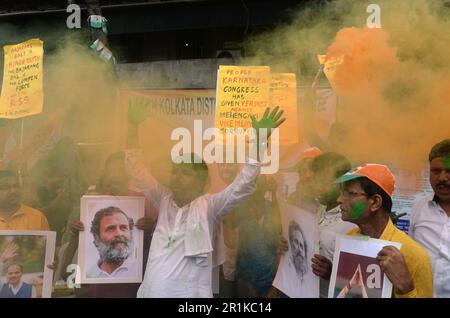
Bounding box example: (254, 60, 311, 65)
(324, 164, 433, 298)
(0, 164, 49, 231)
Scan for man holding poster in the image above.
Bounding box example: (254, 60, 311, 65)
(313, 164, 433, 297)
(272, 201, 318, 298)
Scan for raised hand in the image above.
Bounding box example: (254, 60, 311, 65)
(250, 106, 286, 139)
(128, 96, 151, 126)
(0, 242, 19, 263)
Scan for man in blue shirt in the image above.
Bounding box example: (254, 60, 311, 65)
(235, 176, 281, 297)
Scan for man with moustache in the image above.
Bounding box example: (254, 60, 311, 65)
(313, 164, 433, 297)
(58, 152, 154, 297)
(87, 206, 136, 278)
(410, 139, 450, 298)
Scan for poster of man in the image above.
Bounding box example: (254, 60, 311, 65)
(273, 201, 319, 298)
(0, 231, 56, 298)
(329, 235, 401, 298)
(77, 195, 145, 284)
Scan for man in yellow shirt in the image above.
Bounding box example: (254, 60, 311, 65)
(0, 169, 49, 231)
(312, 164, 433, 298)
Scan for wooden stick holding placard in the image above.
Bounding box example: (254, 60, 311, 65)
(311, 64, 324, 90)
(18, 118, 25, 186)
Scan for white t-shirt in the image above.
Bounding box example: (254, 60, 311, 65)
(86, 257, 137, 279)
(409, 193, 450, 298)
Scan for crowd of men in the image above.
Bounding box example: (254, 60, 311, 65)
(0, 103, 449, 298)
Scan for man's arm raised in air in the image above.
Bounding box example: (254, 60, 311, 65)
(210, 107, 286, 222)
(125, 97, 168, 210)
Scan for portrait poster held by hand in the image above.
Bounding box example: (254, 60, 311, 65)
(77, 195, 145, 284)
(0, 231, 56, 298)
(329, 235, 401, 298)
(273, 201, 319, 298)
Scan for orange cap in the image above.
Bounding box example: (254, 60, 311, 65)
(302, 147, 322, 159)
(0, 160, 6, 171)
(335, 163, 395, 197)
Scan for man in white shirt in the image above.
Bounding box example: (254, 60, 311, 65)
(87, 206, 137, 279)
(126, 103, 285, 298)
(409, 139, 450, 298)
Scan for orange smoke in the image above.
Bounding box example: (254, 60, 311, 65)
(323, 26, 450, 169)
(326, 27, 398, 97)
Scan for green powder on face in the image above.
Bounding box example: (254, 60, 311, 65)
(348, 201, 366, 220)
(443, 157, 450, 169)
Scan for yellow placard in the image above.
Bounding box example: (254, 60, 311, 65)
(269, 73, 298, 145)
(215, 65, 271, 132)
(317, 54, 343, 91)
(0, 39, 44, 119)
